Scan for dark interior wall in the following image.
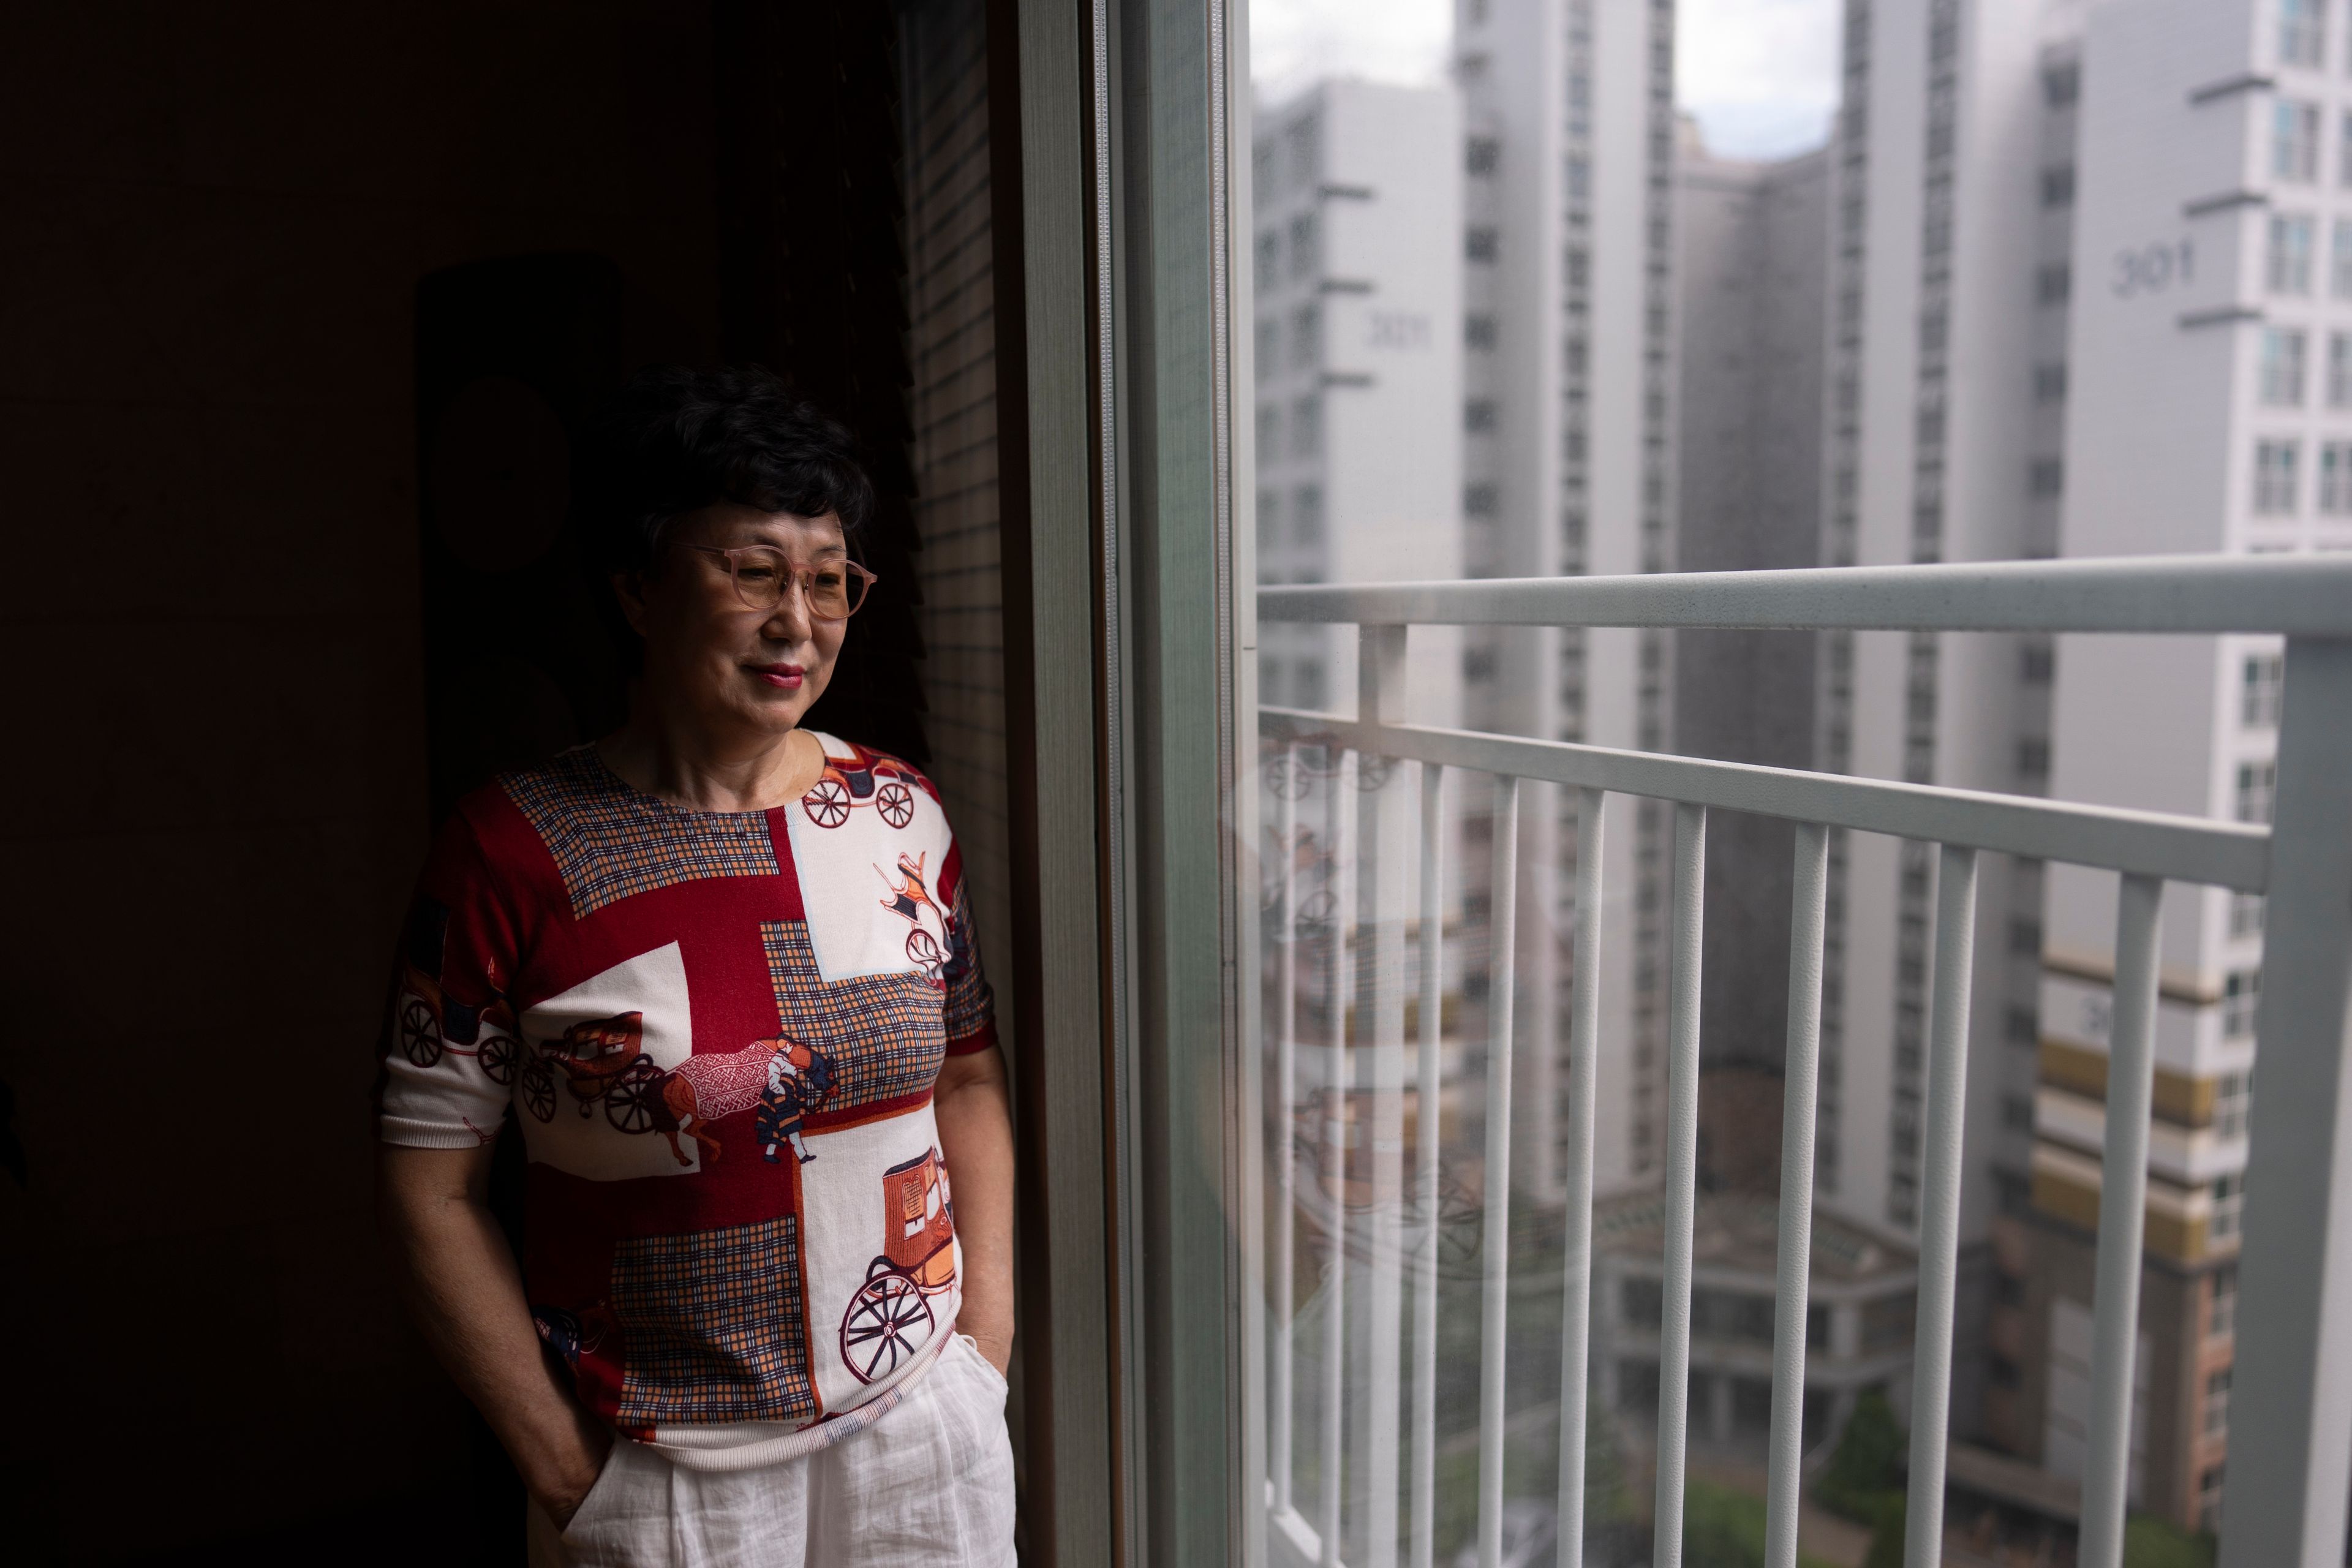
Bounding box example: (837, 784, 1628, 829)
(0, 4, 721, 1556)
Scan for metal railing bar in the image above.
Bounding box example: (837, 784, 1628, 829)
(1321, 748, 1355, 1568)
(1765, 823, 1830, 1568)
(1256, 553, 2352, 636)
(1411, 763, 1445, 1568)
(1654, 804, 1709, 1568)
(1362, 630, 1409, 1568)
(1903, 846, 1980, 1568)
(1257, 709, 2267, 892)
(1273, 744, 1299, 1516)
(2079, 874, 2165, 1568)
(1555, 788, 1607, 1568)
(1476, 774, 1522, 1568)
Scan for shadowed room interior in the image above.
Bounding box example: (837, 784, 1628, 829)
(0, 2, 1027, 1559)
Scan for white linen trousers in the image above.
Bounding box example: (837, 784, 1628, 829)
(528, 1335, 1017, 1567)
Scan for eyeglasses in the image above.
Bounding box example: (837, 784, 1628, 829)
(679, 545, 877, 620)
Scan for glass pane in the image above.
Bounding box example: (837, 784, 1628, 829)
(1227, 1, 2294, 1564)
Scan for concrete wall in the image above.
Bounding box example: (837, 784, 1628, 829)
(0, 4, 720, 1556)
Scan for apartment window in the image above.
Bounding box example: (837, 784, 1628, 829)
(2009, 916, 2043, 956)
(2261, 326, 2309, 404)
(1289, 393, 1321, 458)
(2215, 1071, 2253, 1140)
(1464, 483, 1498, 518)
(2275, 99, 2321, 181)
(2036, 262, 2071, 304)
(2269, 212, 2315, 293)
(2018, 737, 2051, 778)
(1256, 487, 1280, 540)
(2236, 760, 2278, 824)
(1292, 484, 1323, 545)
(2204, 1368, 2233, 1438)
(2342, 111, 2352, 187)
(2229, 892, 2266, 939)
(1284, 115, 1319, 189)
(2254, 439, 2301, 514)
(2279, 0, 2326, 67)
(1254, 318, 1278, 382)
(1254, 230, 1278, 292)
(2043, 61, 2079, 108)
(2326, 442, 2352, 513)
(2005, 1005, 2040, 1046)
(2034, 361, 2068, 403)
(2223, 969, 2261, 1039)
(1287, 213, 1319, 281)
(2040, 164, 2075, 207)
(1466, 226, 1499, 264)
(1290, 304, 1321, 371)
(2242, 652, 2285, 725)
(2199, 1465, 2226, 1535)
(1465, 314, 1497, 350)
(2332, 333, 2352, 405)
(2000, 1095, 2034, 1134)
(2029, 458, 2065, 498)
(2209, 1267, 2239, 1340)
(2212, 1172, 2247, 1240)
(1256, 404, 1281, 458)
(1464, 399, 1497, 434)
(2021, 643, 2056, 683)
(1465, 136, 1499, 176)
(2335, 220, 2352, 296)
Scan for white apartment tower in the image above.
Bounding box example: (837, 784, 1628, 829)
(1453, 0, 1682, 1205)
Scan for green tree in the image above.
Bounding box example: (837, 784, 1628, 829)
(2122, 1513, 2215, 1568)
(1862, 1490, 1907, 1568)
(1815, 1390, 1906, 1523)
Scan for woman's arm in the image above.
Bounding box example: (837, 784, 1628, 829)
(377, 1142, 611, 1523)
(934, 1043, 1016, 1375)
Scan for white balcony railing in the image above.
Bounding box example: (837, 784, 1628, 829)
(1249, 554, 2352, 1568)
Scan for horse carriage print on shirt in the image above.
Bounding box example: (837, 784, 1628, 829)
(519, 1011, 665, 1132)
(391, 898, 521, 1085)
(839, 1147, 957, 1384)
(801, 745, 920, 829)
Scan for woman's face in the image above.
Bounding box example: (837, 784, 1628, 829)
(620, 502, 851, 745)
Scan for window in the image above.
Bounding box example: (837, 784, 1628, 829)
(2036, 262, 2071, 304)
(2209, 1267, 2239, 1340)
(2275, 99, 2321, 181)
(1290, 304, 1321, 370)
(2261, 326, 2309, 404)
(2325, 442, 2352, 513)
(2034, 361, 2068, 403)
(2223, 970, 2261, 1039)
(1289, 393, 1321, 458)
(2017, 737, 2051, 778)
(1464, 399, 1497, 434)
(2005, 1005, 2040, 1046)
(1465, 136, 1499, 176)
(2200, 1465, 2226, 1536)
(2212, 1172, 2247, 1240)
(2236, 760, 2277, 824)
(2010, 917, 2043, 956)
(1254, 230, 1279, 291)
(1463, 483, 1498, 517)
(2335, 220, 2352, 296)
(1466, 227, 1499, 263)
(2254, 439, 2301, 514)
(2215, 1071, 2253, 1140)
(1292, 484, 1323, 544)
(2332, 333, 2352, 405)
(2001, 1095, 2034, 1134)
(1465, 314, 1497, 350)
(2269, 212, 2316, 293)
(1287, 213, 1319, 281)
(2342, 111, 2352, 187)
(2280, 0, 2326, 67)
(2204, 1367, 2233, 1438)
(1256, 487, 1280, 540)
(2242, 652, 2285, 725)
(2041, 164, 2075, 207)
(1257, 404, 1281, 458)
(2028, 458, 2064, 498)
(2230, 891, 2266, 940)
(2043, 61, 2079, 107)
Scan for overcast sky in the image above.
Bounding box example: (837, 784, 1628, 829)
(1250, 0, 1841, 161)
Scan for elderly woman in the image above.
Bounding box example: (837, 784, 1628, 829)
(376, 368, 1017, 1567)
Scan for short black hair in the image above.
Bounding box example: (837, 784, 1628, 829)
(581, 365, 875, 573)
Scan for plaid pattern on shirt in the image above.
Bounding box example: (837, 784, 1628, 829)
(611, 1215, 817, 1426)
(762, 921, 946, 1109)
(502, 748, 780, 919)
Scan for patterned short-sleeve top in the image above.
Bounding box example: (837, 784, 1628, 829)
(374, 736, 997, 1469)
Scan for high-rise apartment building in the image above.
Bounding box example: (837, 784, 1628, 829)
(1452, 0, 1682, 1207)
(2012, 0, 2352, 1532)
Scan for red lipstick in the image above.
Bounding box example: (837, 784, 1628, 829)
(754, 663, 805, 690)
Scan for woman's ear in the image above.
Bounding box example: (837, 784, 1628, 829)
(611, 571, 650, 636)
